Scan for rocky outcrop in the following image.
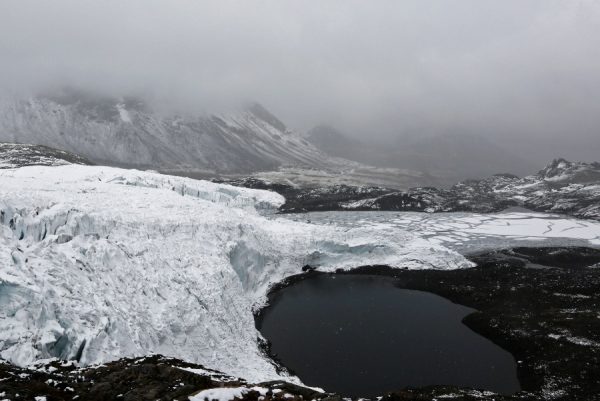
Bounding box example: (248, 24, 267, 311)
(0, 143, 92, 169)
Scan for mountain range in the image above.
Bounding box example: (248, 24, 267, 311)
(0, 89, 325, 173)
(0, 89, 436, 189)
(0, 88, 546, 189)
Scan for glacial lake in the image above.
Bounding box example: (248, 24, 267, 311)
(256, 274, 520, 397)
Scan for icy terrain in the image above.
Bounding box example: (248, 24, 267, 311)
(0, 165, 466, 382)
(1, 164, 599, 386)
(284, 210, 600, 254)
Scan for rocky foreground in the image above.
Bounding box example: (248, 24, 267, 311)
(2, 247, 600, 401)
(218, 159, 600, 220)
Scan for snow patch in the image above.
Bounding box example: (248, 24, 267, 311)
(116, 104, 131, 123)
(189, 386, 248, 401)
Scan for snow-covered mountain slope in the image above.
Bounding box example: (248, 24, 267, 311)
(0, 165, 469, 382)
(0, 90, 329, 173)
(0, 143, 92, 169)
(0, 90, 434, 189)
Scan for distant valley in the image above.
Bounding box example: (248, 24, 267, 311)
(306, 125, 539, 185)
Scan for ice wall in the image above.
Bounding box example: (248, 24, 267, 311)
(0, 165, 469, 382)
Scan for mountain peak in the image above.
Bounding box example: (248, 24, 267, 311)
(538, 158, 572, 178)
(245, 102, 287, 133)
(537, 158, 600, 184)
(0, 94, 327, 174)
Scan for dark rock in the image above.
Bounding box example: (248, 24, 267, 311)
(301, 265, 316, 272)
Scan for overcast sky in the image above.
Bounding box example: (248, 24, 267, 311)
(1, 0, 599, 157)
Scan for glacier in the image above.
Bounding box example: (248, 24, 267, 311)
(0, 165, 470, 383)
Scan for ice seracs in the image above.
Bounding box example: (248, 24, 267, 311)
(0, 164, 469, 383)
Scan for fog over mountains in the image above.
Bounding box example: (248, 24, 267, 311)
(0, 86, 553, 188)
(0, 89, 441, 188)
(2, 1, 600, 168)
(1, 87, 595, 188)
(0, 89, 331, 173)
(306, 125, 538, 184)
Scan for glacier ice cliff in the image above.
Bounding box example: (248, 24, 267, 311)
(0, 165, 469, 383)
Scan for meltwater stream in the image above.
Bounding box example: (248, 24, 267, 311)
(257, 274, 520, 397)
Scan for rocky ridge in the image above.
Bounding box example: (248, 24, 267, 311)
(0, 143, 93, 169)
(218, 159, 600, 220)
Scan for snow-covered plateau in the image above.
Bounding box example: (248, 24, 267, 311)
(1, 164, 599, 387)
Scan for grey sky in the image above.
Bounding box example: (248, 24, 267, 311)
(1, 1, 599, 158)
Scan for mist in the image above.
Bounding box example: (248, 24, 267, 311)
(1, 0, 600, 163)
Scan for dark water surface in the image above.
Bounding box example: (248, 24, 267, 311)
(257, 274, 520, 397)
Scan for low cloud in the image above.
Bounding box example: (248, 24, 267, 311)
(1, 1, 599, 160)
